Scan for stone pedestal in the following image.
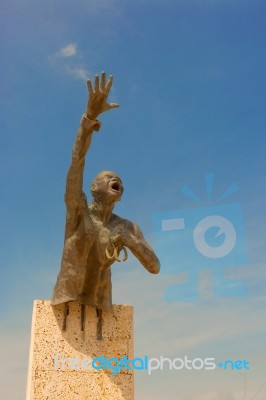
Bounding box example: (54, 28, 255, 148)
(26, 300, 134, 400)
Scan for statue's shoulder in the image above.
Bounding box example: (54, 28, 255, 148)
(111, 213, 136, 232)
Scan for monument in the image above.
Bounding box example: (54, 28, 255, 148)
(26, 73, 160, 400)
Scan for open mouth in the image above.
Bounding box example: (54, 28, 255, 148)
(111, 182, 120, 192)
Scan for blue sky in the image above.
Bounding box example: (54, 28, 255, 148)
(1, 0, 266, 399)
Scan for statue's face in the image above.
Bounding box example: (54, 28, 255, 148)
(91, 171, 124, 202)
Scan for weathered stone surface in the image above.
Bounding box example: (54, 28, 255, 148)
(26, 300, 134, 400)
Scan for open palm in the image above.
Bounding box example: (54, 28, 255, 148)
(86, 72, 119, 120)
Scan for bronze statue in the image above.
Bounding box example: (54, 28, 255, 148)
(51, 73, 160, 326)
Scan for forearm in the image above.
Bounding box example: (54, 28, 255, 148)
(72, 115, 100, 161)
(124, 235, 160, 274)
(65, 115, 100, 207)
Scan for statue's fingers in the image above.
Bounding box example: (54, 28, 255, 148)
(122, 247, 128, 262)
(105, 247, 114, 260)
(100, 71, 106, 92)
(105, 75, 113, 95)
(94, 75, 99, 91)
(114, 247, 121, 262)
(87, 80, 94, 95)
(108, 103, 120, 109)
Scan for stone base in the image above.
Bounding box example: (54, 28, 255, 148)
(26, 300, 134, 400)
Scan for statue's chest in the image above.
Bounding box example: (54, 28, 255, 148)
(93, 223, 112, 247)
(81, 213, 118, 261)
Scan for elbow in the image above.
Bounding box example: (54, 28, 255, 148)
(149, 259, 160, 274)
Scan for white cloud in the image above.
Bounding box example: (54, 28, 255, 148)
(49, 44, 89, 81)
(58, 43, 77, 57)
(68, 67, 88, 81)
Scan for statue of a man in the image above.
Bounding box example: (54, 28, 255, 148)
(51, 73, 160, 313)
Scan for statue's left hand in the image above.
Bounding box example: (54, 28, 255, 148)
(86, 72, 119, 120)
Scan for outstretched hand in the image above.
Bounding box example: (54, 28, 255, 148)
(86, 72, 119, 120)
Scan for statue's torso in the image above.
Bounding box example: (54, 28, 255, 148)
(51, 205, 126, 311)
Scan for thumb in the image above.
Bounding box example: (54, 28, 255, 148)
(108, 103, 120, 109)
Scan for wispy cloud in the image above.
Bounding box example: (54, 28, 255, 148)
(66, 66, 88, 81)
(50, 44, 90, 81)
(58, 43, 77, 57)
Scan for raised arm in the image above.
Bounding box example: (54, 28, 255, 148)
(64, 73, 119, 237)
(64, 118, 98, 210)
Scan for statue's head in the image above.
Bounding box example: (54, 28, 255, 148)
(91, 170, 124, 204)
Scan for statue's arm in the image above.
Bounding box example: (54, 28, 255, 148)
(64, 119, 99, 210)
(64, 72, 119, 238)
(63, 119, 99, 240)
(119, 222, 160, 274)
